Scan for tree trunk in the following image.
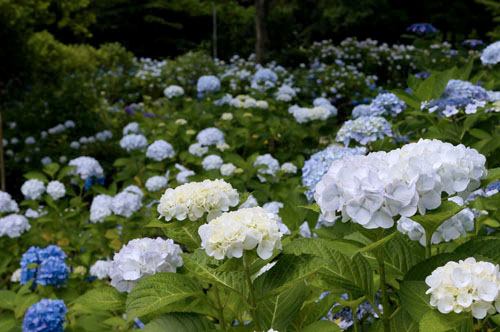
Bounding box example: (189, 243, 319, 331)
(255, 0, 269, 64)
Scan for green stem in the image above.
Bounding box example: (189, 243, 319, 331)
(213, 284, 227, 331)
(243, 251, 261, 330)
(377, 249, 391, 332)
(425, 233, 432, 259)
(349, 293, 359, 332)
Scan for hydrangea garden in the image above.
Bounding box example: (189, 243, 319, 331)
(5, 3, 500, 331)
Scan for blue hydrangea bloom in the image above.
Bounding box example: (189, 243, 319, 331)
(407, 23, 437, 34)
(414, 71, 431, 79)
(463, 39, 483, 47)
(441, 80, 489, 101)
(84, 175, 105, 191)
(22, 299, 67, 332)
(36, 257, 70, 287)
(369, 93, 406, 117)
(302, 145, 366, 202)
(351, 104, 372, 118)
(254, 68, 278, 83)
(196, 75, 220, 93)
(481, 41, 500, 65)
(20, 245, 69, 287)
(336, 116, 392, 146)
(313, 97, 338, 116)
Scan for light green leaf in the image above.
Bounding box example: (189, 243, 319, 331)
(57, 165, 76, 180)
(301, 320, 341, 332)
(419, 310, 471, 332)
(399, 281, 432, 322)
(410, 201, 464, 240)
(359, 231, 397, 253)
(481, 167, 500, 188)
(126, 272, 203, 321)
(23, 171, 48, 182)
(0, 318, 20, 332)
(141, 313, 215, 332)
(74, 286, 127, 311)
(0, 290, 16, 310)
(416, 74, 436, 101)
(298, 203, 321, 213)
(42, 163, 60, 177)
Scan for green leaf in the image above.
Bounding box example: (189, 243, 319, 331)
(463, 112, 483, 132)
(490, 313, 500, 326)
(468, 128, 491, 140)
(182, 250, 247, 296)
(399, 281, 432, 322)
(404, 253, 462, 282)
(42, 163, 60, 177)
(14, 294, 39, 319)
(113, 158, 130, 167)
(454, 237, 500, 264)
(257, 282, 307, 330)
(459, 58, 474, 81)
(392, 89, 421, 109)
(74, 286, 127, 311)
(0, 290, 16, 310)
(141, 313, 215, 332)
(57, 165, 76, 180)
(161, 221, 201, 251)
(298, 203, 321, 213)
(409, 201, 464, 240)
(359, 231, 397, 253)
(419, 310, 471, 332)
(23, 171, 48, 182)
(481, 167, 500, 188)
(416, 74, 436, 101)
(301, 320, 341, 332)
(0, 318, 20, 332)
(283, 238, 362, 258)
(389, 309, 419, 332)
(126, 272, 203, 321)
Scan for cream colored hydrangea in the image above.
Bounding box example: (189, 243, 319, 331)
(426, 257, 500, 318)
(157, 179, 239, 222)
(198, 207, 283, 260)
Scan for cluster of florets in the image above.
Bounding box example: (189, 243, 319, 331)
(20, 245, 69, 287)
(336, 116, 392, 145)
(368, 93, 406, 117)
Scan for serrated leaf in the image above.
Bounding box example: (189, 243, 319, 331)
(301, 320, 341, 332)
(399, 281, 432, 322)
(160, 220, 201, 250)
(283, 238, 363, 258)
(141, 313, 215, 332)
(257, 282, 307, 330)
(359, 231, 397, 253)
(454, 237, 500, 264)
(74, 286, 126, 311)
(419, 310, 471, 332)
(126, 272, 203, 321)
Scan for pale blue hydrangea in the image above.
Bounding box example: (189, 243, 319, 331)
(145, 176, 168, 192)
(69, 156, 104, 180)
(22, 299, 67, 332)
(313, 97, 337, 116)
(202, 154, 224, 170)
(120, 134, 147, 152)
(336, 116, 392, 146)
(146, 140, 175, 161)
(369, 93, 406, 117)
(122, 122, 139, 135)
(351, 104, 373, 118)
(254, 68, 278, 83)
(441, 80, 489, 101)
(0, 214, 30, 238)
(196, 127, 225, 146)
(197, 75, 220, 93)
(481, 41, 500, 65)
(253, 154, 280, 182)
(302, 145, 366, 202)
(163, 85, 184, 98)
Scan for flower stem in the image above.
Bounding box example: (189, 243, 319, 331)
(213, 284, 227, 331)
(243, 251, 261, 330)
(425, 233, 432, 259)
(376, 249, 391, 332)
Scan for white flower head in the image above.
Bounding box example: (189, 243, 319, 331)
(46, 181, 66, 200)
(199, 207, 283, 260)
(202, 154, 223, 170)
(90, 260, 112, 280)
(145, 176, 168, 192)
(220, 163, 236, 176)
(0, 191, 19, 213)
(90, 194, 113, 223)
(120, 134, 147, 152)
(21, 179, 45, 200)
(146, 140, 175, 161)
(69, 156, 104, 180)
(0, 214, 30, 238)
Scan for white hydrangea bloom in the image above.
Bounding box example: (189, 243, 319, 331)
(109, 237, 183, 293)
(41, 157, 52, 166)
(46, 181, 66, 200)
(0, 191, 19, 213)
(145, 176, 168, 192)
(426, 257, 500, 318)
(288, 105, 332, 123)
(90, 260, 112, 280)
(315, 139, 487, 229)
(202, 155, 223, 170)
(69, 156, 104, 180)
(188, 143, 208, 157)
(220, 163, 236, 176)
(11, 268, 21, 282)
(196, 127, 225, 146)
(221, 113, 233, 121)
(123, 122, 139, 135)
(0, 214, 30, 238)
(280, 162, 297, 174)
(158, 179, 239, 222)
(120, 134, 147, 152)
(239, 194, 259, 209)
(164, 85, 184, 98)
(21, 179, 46, 200)
(263, 201, 290, 235)
(146, 140, 175, 161)
(90, 194, 113, 223)
(25, 207, 47, 219)
(111, 187, 143, 218)
(199, 207, 283, 260)
(254, 154, 280, 182)
(256, 101, 269, 109)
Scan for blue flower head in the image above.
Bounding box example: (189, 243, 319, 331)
(254, 68, 278, 83)
(407, 23, 437, 35)
(368, 93, 406, 117)
(20, 245, 69, 287)
(84, 175, 106, 191)
(20, 247, 42, 285)
(36, 257, 70, 287)
(196, 75, 220, 93)
(22, 299, 67, 332)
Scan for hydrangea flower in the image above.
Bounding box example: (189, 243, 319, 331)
(302, 145, 366, 202)
(280, 162, 297, 174)
(254, 154, 280, 182)
(0, 214, 30, 238)
(481, 41, 500, 65)
(352, 104, 373, 118)
(46, 181, 66, 200)
(313, 97, 337, 116)
(21, 179, 46, 200)
(197, 75, 220, 93)
(120, 134, 147, 152)
(220, 163, 236, 176)
(202, 154, 223, 170)
(145, 176, 168, 192)
(0, 191, 19, 213)
(111, 186, 143, 218)
(196, 127, 225, 146)
(189, 143, 209, 157)
(146, 140, 175, 161)
(288, 105, 333, 123)
(262, 201, 290, 235)
(199, 207, 283, 260)
(123, 122, 139, 135)
(315, 139, 487, 229)
(175, 164, 195, 184)
(407, 23, 437, 34)
(20, 245, 69, 287)
(254, 68, 278, 83)
(426, 257, 500, 318)
(109, 237, 183, 293)
(336, 116, 392, 145)
(22, 299, 67, 332)
(164, 85, 184, 98)
(158, 179, 239, 221)
(90, 260, 112, 280)
(90, 195, 113, 223)
(69, 156, 104, 180)
(369, 93, 406, 117)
